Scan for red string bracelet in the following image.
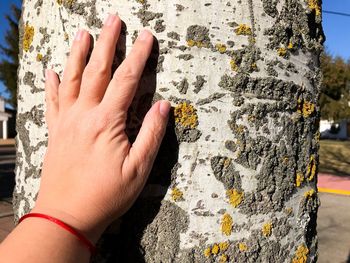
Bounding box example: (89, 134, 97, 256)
(19, 213, 96, 255)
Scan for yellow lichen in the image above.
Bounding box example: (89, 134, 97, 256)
(36, 53, 43, 62)
(219, 242, 229, 252)
(297, 99, 315, 117)
(308, 0, 321, 17)
(187, 39, 195, 47)
(248, 115, 255, 122)
(204, 247, 211, 258)
(223, 158, 231, 168)
(248, 36, 256, 44)
(174, 102, 198, 129)
(238, 242, 248, 252)
(216, 43, 227, 54)
(288, 42, 294, 49)
(227, 189, 243, 208)
(292, 245, 309, 263)
(277, 47, 287, 57)
(221, 213, 233, 236)
(285, 207, 293, 215)
(234, 24, 252, 35)
(315, 131, 320, 142)
(306, 155, 316, 181)
(250, 62, 257, 70)
(295, 172, 304, 187)
(235, 125, 246, 134)
(57, 0, 76, 6)
(304, 189, 315, 198)
(211, 243, 220, 255)
(187, 39, 207, 48)
(171, 187, 183, 202)
(219, 254, 228, 263)
(262, 222, 272, 237)
(64, 33, 69, 41)
(230, 59, 239, 71)
(23, 24, 34, 52)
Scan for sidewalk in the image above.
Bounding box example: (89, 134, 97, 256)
(318, 173, 350, 195)
(0, 198, 14, 242)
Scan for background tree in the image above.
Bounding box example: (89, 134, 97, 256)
(320, 52, 350, 121)
(0, 4, 21, 109)
(14, 0, 323, 262)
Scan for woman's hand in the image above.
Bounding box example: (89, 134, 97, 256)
(33, 14, 170, 243)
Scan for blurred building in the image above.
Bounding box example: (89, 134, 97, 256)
(0, 97, 16, 139)
(320, 119, 350, 140)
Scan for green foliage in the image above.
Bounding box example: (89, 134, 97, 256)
(0, 4, 21, 109)
(320, 52, 350, 121)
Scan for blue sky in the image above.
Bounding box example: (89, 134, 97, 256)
(323, 0, 350, 60)
(0, 0, 21, 100)
(0, 0, 349, 101)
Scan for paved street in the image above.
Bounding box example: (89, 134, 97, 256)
(318, 193, 350, 263)
(0, 198, 14, 242)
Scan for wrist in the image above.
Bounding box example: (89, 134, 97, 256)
(31, 205, 107, 244)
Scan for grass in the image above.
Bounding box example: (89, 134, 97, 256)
(319, 140, 350, 176)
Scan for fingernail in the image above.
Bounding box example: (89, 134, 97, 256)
(45, 69, 50, 80)
(138, 30, 150, 41)
(105, 14, 116, 26)
(75, 30, 84, 41)
(159, 101, 171, 118)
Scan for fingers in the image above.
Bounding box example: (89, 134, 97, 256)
(122, 101, 170, 181)
(59, 30, 90, 109)
(101, 30, 154, 111)
(79, 14, 121, 104)
(45, 69, 60, 129)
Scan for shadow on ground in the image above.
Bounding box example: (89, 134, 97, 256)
(319, 140, 350, 177)
(0, 163, 15, 199)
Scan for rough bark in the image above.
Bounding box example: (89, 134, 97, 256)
(15, 0, 324, 262)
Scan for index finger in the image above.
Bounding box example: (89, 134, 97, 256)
(100, 30, 154, 111)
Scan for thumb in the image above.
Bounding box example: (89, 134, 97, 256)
(123, 100, 170, 181)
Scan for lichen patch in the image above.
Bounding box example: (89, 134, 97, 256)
(238, 242, 248, 252)
(171, 187, 184, 202)
(174, 102, 198, 129)
(295, 172, 304, 187)
(306, 155, 316, 181)
(234, 24, 252, 36)
(221, 213, 233, 236)
(226, 189, 243, 208)
(23, 24, 35, 52)
(292, 245, 309, 263)
(297, 99, 315, 117)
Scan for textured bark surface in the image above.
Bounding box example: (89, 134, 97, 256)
(15, 0, 324, 262)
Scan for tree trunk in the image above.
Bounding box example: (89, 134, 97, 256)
(15, 0, 324, 262)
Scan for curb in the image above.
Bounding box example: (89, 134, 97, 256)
(318, 187, 350, 196)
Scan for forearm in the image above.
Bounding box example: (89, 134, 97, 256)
(0, 217, 91, 263)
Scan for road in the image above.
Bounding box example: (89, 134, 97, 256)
(318, 193, 350, 263)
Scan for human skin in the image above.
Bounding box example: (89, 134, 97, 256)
(0, 14, 170, 262)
